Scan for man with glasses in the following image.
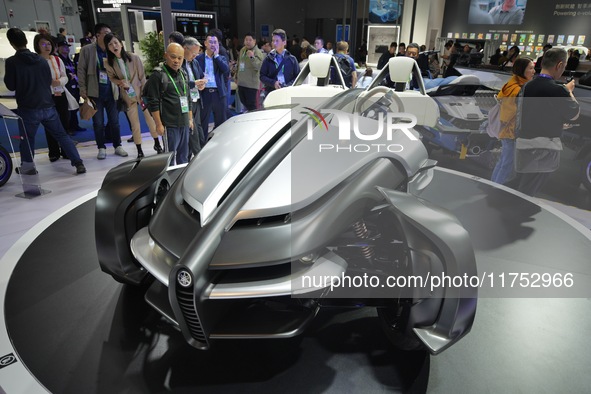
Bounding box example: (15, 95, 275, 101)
(77, 23, 128, 159)
(195, 32, 230, 144)
(406, 42, 430, 78)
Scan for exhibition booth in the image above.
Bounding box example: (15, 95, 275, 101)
(1, 1, 591, 393)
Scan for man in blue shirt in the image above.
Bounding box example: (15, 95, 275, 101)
(330, 41, 357, 88)
(196, 32, 230, 145)
(260, 29, 300, 94)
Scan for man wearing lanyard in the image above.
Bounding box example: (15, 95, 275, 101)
(260, 29, 300, 95)
(144, 43, 193, 165)
(182, 37, 206, 158)
(237, 32, 264, 112)
(77, 23, 128, 160)
(196, 32, 230, 145)
(515, 47, 579, 196)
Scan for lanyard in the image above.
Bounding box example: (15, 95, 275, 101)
(163, 65, 187, 97)
(538, 73, 554, 80)
(96, 47, 105, 70)
(119, 58, 131, 82)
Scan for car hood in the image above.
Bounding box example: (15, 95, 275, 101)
(182, 108, 429, 226)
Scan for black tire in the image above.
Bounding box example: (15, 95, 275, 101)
(377, 304, 424, 351)
(581, 152, 591, 192)
(0, 145, 12, 187)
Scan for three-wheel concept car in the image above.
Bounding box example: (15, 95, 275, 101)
(96, 57, 478, 355)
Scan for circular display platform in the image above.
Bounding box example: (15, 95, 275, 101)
(2, 197, 428, 393)
(2, 168, 591, 393)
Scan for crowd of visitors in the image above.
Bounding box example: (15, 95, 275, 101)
(3, 25, 585, 198)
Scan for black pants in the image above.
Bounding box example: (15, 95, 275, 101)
(189, 100, 204, 158)
(238, 86, 258, 111)
(516, 172, 551, 197)
(47, 94, 69, 158)
(200, 89, 227, 144)
(68, 88, 81, 130)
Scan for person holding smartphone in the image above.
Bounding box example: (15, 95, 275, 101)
(195, 31, 230, 145)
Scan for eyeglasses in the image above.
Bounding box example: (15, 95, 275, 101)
(40, 43, 52, 48)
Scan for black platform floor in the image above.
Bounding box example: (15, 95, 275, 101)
(4, 200, 429, 394)
(4, 169, 591, 393)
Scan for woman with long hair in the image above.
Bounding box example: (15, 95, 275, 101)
(491, 57, 535, 185)
(34, 33, 70, 161)
(103, 32, 162, 158)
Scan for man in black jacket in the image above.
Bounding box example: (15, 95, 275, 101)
(4, 28, 85, 175)
(144, 43, 193, 165)
(377, 42, 396, 70)
(260, 29, 300, 94)
(515, 47, 579, 196)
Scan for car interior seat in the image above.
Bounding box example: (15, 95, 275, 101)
(263, 54, 348, 108)
(356, 56, 439, 128)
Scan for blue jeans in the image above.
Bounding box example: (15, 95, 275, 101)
(166, 126, 189, 165)
(91, 93, 121, 149)
(19, 106, 83, 166)
(491, 139, 516, 185)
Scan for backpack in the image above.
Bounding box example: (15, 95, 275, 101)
(482, 98, 501, 138)
(142, 66, 169, 101)
(335, 54, 353, 79)
(141, 66, 188, 109)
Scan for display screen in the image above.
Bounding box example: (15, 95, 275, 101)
(368, 0, 404, 24)
(173, 12, 216, 43)
(469, 0, 528, 25)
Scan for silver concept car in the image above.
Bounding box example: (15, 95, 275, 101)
(96, 56, 477, 354)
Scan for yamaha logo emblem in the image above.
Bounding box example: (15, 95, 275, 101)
(177, 270, 192, 287)
(0, 353, 17, 369)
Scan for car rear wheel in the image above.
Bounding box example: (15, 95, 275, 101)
(581, 152, 591, 192)
(0, 145, 12, 187)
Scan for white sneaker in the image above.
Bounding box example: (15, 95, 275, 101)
(97, 148, 107, 160)
(114, 146, 128, 157)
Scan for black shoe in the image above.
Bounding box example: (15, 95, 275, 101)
(15, 167, 38, 175)
(137, 152, 145, 159)
(49, 156, 59, 162)
(75, 164, 86, 174)
(154, 144, 163, 154)
(127, 137, 134, 143)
